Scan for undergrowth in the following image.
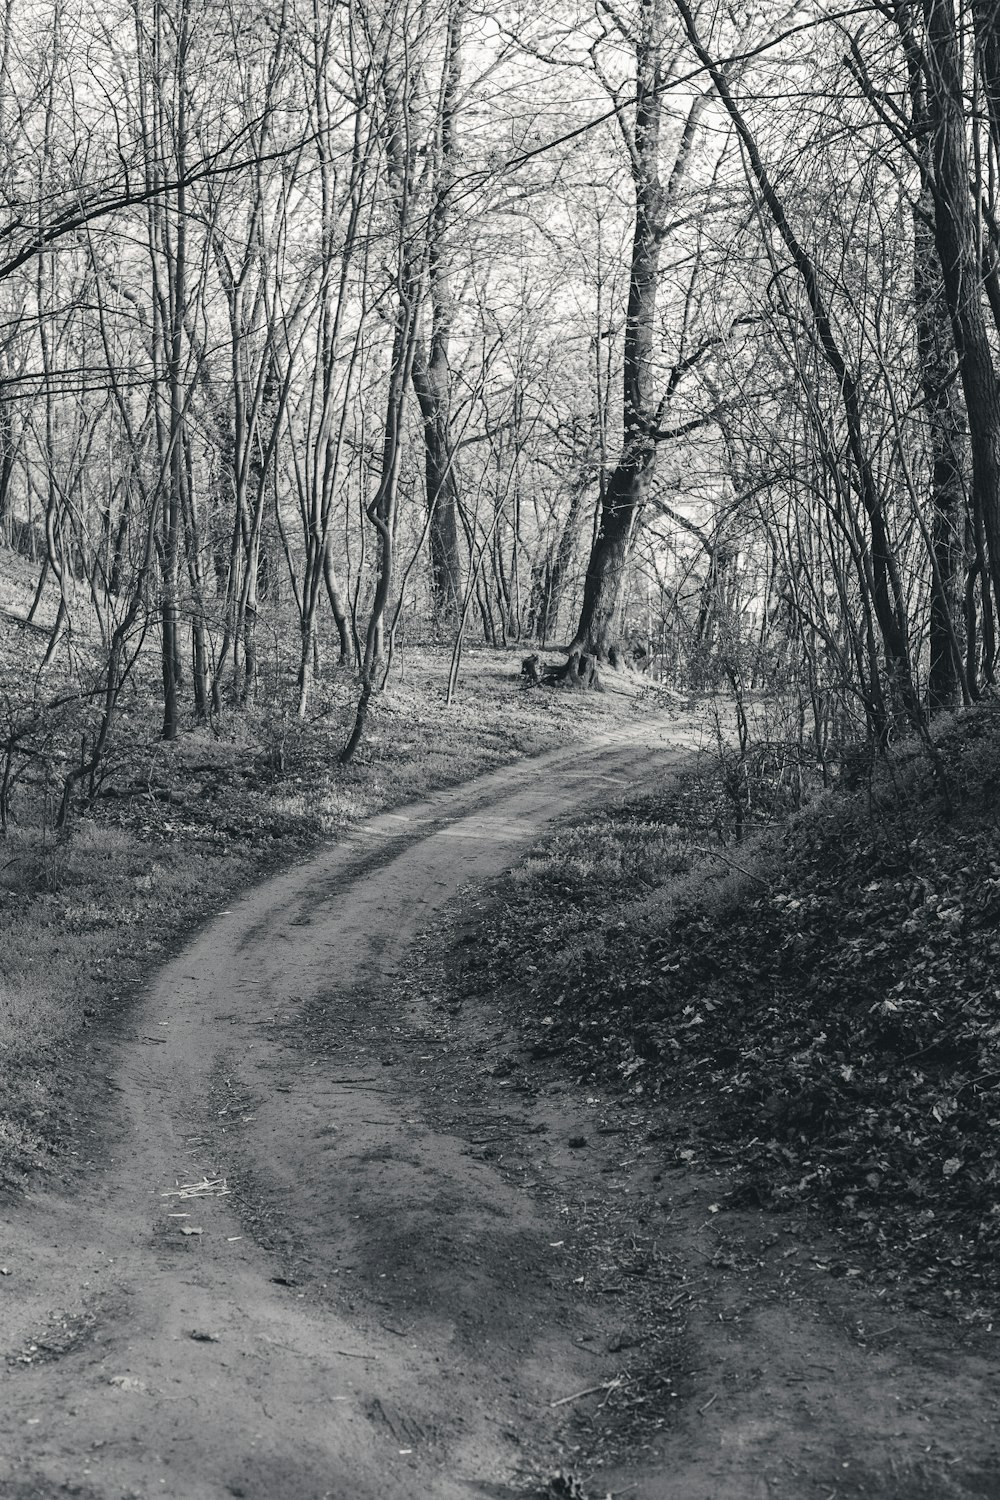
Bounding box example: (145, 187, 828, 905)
(445, 698, 1000, 1321)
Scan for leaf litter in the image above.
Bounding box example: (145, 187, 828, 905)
(438, 700, 1000, 1322)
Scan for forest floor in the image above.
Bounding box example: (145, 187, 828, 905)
(2, 688, 1000, 1498)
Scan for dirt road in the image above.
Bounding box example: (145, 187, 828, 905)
(2, 713, 999, 1500)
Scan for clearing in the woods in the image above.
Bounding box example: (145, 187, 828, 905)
(2, 704, 999, 1500)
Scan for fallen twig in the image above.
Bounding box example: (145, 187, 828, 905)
(685, 844, 769, 886)
(549, 1375, 626, 1408)
(161, 1176, 230, 1200)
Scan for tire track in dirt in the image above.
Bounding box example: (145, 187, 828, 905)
(0, 714, 702, 1500)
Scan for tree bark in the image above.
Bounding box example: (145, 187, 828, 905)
(340, 31, 425, 764)
(913, 192, 971, 709)
(570, 0, 667, 665)
(922, 0, 1000, 661)
(410, 0, 464, 626)
(412, 341, 462, 621)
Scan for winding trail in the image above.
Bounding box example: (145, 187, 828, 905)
(4, 710, 1000, 1500)
(0, 716, 700, 1500)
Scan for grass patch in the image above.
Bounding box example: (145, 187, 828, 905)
(435, 698, 1000, 1322)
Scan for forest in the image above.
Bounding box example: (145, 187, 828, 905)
(1, 0, 998, 805)
(4, 3, 1000, 1494)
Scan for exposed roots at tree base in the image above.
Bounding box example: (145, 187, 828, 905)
(521, 652, 604, 691)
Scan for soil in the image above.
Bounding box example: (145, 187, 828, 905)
(1, 713, 999, 1500)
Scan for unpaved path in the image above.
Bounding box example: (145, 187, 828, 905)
(1, 713, 999, 1500)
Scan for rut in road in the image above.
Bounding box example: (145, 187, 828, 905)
(5, 709, 999, 1500)
(0, 717, 701, 1500)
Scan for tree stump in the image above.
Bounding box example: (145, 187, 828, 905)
(521, 654, 543, 685)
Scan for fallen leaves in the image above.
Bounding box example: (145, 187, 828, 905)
(442, 710, 1000, 1318)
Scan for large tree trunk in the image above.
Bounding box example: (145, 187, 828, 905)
(571, 462, 648, 664)
(914, 192, 970, 709)
(411, 0, 464, 628)
(895, 0, 973, 710)
(412, 342, 462, 621)
(570, 0, 666, 667)
(923, 0, 1000, 663)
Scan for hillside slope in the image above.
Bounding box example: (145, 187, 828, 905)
(443, 700, 1000, 1319)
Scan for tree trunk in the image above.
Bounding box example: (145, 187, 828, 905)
(570, 0, 666, 666)
(572, 463, 647, 663)
(0, 394, 18, 544)
(923, 0, 1000, 659)
(410, 1, 465, 627)
(542, 480, 586, 642)
(323, 533, 352, 664)
(674, 0, 922, 735)
(915, 193, 971, 709)
(341, 242, 421, 761)
(412, 342, 462, 621)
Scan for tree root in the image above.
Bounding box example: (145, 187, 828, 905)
(521, 653, 604, 691)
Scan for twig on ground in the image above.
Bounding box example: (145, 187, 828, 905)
(161, 1176, 230, 1199)
(550, 1375, 627, 1408)
(684, 844, 769, 886)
